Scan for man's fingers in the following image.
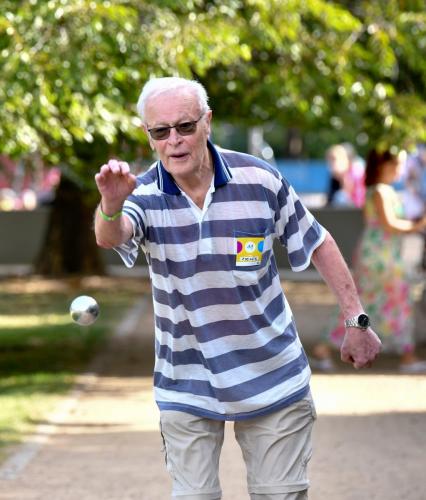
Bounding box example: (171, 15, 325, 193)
(353, 355, 377, 369)
(107, 159, 130, 174)
(97, 160, 130, 176)
(96, 162, 132, 185)
(96, 164, 114, 183)
(340, 350, 352, 364)
(119, 162, 131, 175)
(342, 353, 373, 369)
(107, 159, 120, 174)
(95, 171, 108, 188)
(353, 360, 367, 369)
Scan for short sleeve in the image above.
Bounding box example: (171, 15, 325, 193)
(113, 198, 146, 268)
(275, 177, 326, 272)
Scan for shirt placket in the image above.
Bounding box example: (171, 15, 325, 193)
(182, 185, 215, 256)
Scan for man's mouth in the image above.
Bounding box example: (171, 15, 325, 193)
(170, 153, 189, 160)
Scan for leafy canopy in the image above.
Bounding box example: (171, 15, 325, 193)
(0, 0, 425, 177)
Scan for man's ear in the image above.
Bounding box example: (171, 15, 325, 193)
(205, 109, 213, 135)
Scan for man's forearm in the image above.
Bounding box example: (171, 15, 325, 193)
(313, 232, 381, 368)
(311, 232, 364, 318)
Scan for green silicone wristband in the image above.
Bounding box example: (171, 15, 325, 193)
(99, 205, 123, 222)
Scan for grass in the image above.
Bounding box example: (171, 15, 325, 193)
(0, 275, 147, 461)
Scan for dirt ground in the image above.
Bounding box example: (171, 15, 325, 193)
(1, 278, 426, 500)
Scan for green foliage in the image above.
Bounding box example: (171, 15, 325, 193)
(0, 0, 248, 177)
(0, 0, 425, 175)
(1, 1, 144, 170)
(203, 0, 426, 152)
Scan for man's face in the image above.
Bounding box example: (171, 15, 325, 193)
(143, 88, 212, 180)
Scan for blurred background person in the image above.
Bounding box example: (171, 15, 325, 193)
(402, 144, 426, 271)
(0, 155, 60, 210)
(342, 142, 366, 208)
(313, 148, 426, 373)
(326, 143, 365, 208)
(326, 144, 351, 206)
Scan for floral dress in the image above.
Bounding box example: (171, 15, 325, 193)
(328, 183, 414, 354)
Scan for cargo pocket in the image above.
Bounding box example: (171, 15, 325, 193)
(159, 419, 175, 479)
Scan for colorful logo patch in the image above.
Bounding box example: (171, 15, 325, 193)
(235, 237, 265, 266)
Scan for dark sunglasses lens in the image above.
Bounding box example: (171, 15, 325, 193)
(149, 118, 199, 140)
(176, 122, 197, 135)
(150, 127, 170, 140)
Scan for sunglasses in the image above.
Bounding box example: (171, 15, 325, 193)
(147, 113, 205, 141)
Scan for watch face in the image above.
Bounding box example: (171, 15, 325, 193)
(358, 314, 370, 328)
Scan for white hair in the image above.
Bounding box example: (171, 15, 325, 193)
(136, 77, 210, 123)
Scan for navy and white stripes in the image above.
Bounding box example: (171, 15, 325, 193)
(115, 140, 326, 420)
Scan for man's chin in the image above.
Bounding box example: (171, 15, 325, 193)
(166, 158, 191, 171)
(164, 163, 192, 180)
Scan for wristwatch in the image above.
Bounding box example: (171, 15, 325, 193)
(344, 313, 370, 330)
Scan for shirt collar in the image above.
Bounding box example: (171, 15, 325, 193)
(156, 138, 232, 195)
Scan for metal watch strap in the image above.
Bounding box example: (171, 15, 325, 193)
(345, 316, 360, 328)
(344, 313, 370, 330)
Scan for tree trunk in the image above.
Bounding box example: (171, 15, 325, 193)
(35, 177, 105, 276)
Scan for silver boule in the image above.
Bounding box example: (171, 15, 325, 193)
(70, 295, 100, 326)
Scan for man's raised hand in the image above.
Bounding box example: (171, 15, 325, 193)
(95, 159, 137, 212)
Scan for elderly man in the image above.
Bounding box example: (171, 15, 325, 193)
(94, 77, 381, 500)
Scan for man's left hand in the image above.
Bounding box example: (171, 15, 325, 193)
(340, 328, 382, 369)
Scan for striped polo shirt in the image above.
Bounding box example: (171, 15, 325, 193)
(115, 139, 326, 421)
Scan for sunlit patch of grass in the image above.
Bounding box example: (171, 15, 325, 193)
(0, 313, 71, 328)
(0, 373, 73, 459)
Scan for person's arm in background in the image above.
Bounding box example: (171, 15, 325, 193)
(94, 159, 136, 248)
(311, 232, 382, 369)
(374, 188, 426, 234)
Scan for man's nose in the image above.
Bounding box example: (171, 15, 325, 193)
(167, 127, 183, 145)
